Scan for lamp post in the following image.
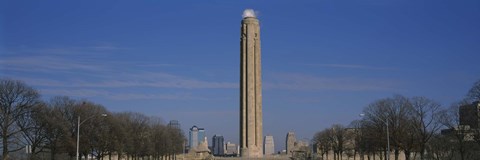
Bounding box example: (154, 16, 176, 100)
(76, 113, 107, 160)
(183, 139, 186, 160)
(359, 113, 389, 160)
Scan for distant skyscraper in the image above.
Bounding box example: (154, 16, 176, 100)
(212, 135, 225, 156)
(264, 135, 274, 156)
(168, 120, 181, 129)
(459, 101, 480, 129)
(286, 132, 296, 154)
(189, 125, 206, 148)
(239, 9, 263, 158)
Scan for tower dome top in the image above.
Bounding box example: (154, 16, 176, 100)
(242, 9, 256, 18)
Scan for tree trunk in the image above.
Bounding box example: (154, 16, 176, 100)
(404, 150, 410, 160)
(380, 151, 383, 160)
(394, 149, 399, 160)
(50, 148, 56, 160)
(30, 146, 37, 160)
(3, 130, 9, 160)
(354, 150, 357, 160)
(420, 147, 425, 160)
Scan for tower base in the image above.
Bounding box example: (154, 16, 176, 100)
(240, 146, 263, 158)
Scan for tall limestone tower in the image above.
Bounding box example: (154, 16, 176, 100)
(240, 9, 263, 158)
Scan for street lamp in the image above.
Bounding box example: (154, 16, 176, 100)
(76, 113, 107, 160)
(359, 113, 390, 160)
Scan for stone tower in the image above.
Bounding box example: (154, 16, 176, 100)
(286, 132, 296, 154)
(240, 9, 263, 158)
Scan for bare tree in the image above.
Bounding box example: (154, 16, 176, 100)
(409, 96, 442, 160)
(363, 97, 394, 160)
(150, 123, 166, 160)
(331, 124, 347, 160)
(348, 120, 361, 160)
(17, 103, 49, 159)
(426, 134, 455, 160)
(154, 119, 184, 160)
(313, 124, 347, 160)
(0, 79, 188, 159)
(388, 95, 414, 160)
(44, 96, 75, 160)
(314, 129, 332, 160)
(57, 98, 78, 158)
(167, 127, 185, 158)
(110, 112, 132, 160)
(119, 112, 152, 159)
(102, 113, 127, 160)
(473, 125, 480, 153)
(398, 119, 418, 160)
(467, 79, 480, 102)
(0, 79, 41, 160)
(361, 95, 416, 160)
(74, 101, 109, 159)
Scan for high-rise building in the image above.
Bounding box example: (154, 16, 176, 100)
(286, 132, 296, 154)
(189, 125, 206, 148)
(264, 135, 275, 156)
(167, 120, 181, 129)
(239, 9, 263, 158)
(460, 101, 480, 129)
(212, 135, 225, 156)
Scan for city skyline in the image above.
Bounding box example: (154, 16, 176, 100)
(1, 0, 480, 152)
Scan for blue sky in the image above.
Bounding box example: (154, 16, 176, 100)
(1, 0, 479, 152)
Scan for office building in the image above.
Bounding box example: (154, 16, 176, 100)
(189, 125, 206, 148)
(212, 135, 225, 156)
(167, 120, 181, 129)
(460, 101, 480, 129)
